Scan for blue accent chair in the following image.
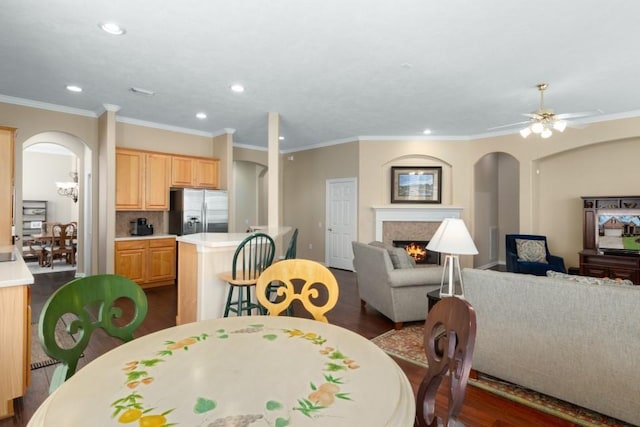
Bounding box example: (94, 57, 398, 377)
(505, 234, 566, 276)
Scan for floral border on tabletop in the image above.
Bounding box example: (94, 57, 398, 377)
(110, 324, 360, 427)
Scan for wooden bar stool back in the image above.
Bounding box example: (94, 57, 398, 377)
(217, 233, 275, 316)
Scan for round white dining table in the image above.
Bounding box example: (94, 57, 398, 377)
(28, 316, 415, 427)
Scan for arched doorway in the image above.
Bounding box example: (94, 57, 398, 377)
(20, 132, 93, 276)
(473, 152, 519, 269)
(233, 160, 267, 232)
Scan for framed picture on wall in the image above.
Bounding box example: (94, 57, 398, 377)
(390, 166, 442, 204)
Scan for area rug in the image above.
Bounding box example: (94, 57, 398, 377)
(30, 319, 83, 370)
(27, 260, 76, 275)
(371, 324, 632, 427)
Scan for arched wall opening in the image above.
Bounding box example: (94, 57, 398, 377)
(21, 131, 93, 276)
(473, 152, 519, 268)
(233, 160, 268, 232)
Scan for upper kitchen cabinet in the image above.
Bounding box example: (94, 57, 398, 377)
(0, 127, 15, 245)
(145, 152, 171, 209)
(116, 148, 170, 211)
(171, 155, 219, 189)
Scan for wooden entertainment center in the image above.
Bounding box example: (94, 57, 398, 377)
(580, 195, 640, 285)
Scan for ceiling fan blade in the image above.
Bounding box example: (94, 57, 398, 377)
(554, 109, 603, 120)
(522, 113, 543, 120)
(487, 120, 531, 131)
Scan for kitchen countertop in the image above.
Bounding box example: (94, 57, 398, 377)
(176, 227, 291, 249)
(114, 234, 177, 241)
(0, 246, 34, 288)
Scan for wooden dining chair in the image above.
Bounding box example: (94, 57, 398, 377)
(38, 274, 148, 394)
(217, 233, 276, 317)
(256, 259, 339, 323)
(44, 222, 76, 268)
(415, 297, 476, 427)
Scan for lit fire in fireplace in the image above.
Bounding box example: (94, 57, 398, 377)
(392, 240, 440, 265)
(405, 242, 427, 263)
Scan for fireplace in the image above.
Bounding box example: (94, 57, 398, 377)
(393, 240, 440, 265)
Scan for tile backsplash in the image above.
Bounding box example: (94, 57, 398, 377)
(116, 211, 166, 237)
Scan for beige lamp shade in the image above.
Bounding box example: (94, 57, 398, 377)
(426, 218, 478, 255)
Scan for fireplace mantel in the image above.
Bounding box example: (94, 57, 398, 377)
(372, 205, 463, 241)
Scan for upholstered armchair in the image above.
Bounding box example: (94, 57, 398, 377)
(505, 234, 566, 276)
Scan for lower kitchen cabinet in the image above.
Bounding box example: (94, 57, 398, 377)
(0, 283, 30, 419)
(115, 237, 176, 288)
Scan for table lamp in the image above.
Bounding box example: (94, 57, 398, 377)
(426, 218, 478, 297)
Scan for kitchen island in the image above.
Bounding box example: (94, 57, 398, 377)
(0, 246, 34, 419)
(175, 227, 292, 325)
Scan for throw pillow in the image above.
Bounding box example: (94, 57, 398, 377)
(515, 239, 548, 263)
(387, 246, 415, 269)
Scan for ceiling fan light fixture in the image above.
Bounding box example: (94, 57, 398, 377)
(531, 122, 544, 134)
(520, 127, 532, 138)
(541, 128, 553, 139)
(553, 120, 567, 132)
(99, 22, 126, 36)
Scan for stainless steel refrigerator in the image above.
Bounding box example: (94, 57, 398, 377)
(169, 189, 228, 235)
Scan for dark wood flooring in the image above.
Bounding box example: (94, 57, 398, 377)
(2, 268, 580, 427)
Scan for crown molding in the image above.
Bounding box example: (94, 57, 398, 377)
(0, 94, 98, 118)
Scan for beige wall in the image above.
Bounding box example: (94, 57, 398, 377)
(282, 142, 358, 261)
(534, 138, 640, 268)
(116, 122, 215, 157)
(22, 150, 79, 224)
(284, 117, 640, 271)
(5, 99, 640, 274)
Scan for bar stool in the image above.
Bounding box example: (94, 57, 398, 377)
(217, 233, 275, 316)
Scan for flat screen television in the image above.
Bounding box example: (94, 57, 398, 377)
(596, 210, 640, 255)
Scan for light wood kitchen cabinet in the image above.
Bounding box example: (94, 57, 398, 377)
(116, 148, 171, 211)
(194, 158, 219, 188)
(0, 284, 30, 419)
(144, 152, 171, 210)
(114, 240, 146, 283)
(148, 239, 177, 283)
(171, 155, 219, 189)
(116, 149, 144, 210)
(0, 127, 15, 245)
(115, 238, 176, 288)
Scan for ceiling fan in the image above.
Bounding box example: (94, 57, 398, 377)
(489, 83, 602, 138)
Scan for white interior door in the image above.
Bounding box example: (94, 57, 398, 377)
(325, 177, 357, 270)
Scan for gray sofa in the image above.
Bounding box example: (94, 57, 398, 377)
(463, 268, 640, 426)
(352, 241, 443, 329)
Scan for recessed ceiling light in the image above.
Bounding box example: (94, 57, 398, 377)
(196, 112, 207, 119)
(66, 85, 83, 93)
(230, 84, 245, 93)
(278, 136, 284, 140)
(423, 129, 432, 135)
(99, 22, 126, 35)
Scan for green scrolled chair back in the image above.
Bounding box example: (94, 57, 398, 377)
(38, 274, 148, 394)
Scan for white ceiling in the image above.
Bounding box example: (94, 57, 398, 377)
(2, 0, 640, 152)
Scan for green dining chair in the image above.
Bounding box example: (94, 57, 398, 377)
(38, 274, 148, 394)
(217, 233, 275, 316)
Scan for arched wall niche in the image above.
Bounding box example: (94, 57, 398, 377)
(382, 154, 452, 205)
